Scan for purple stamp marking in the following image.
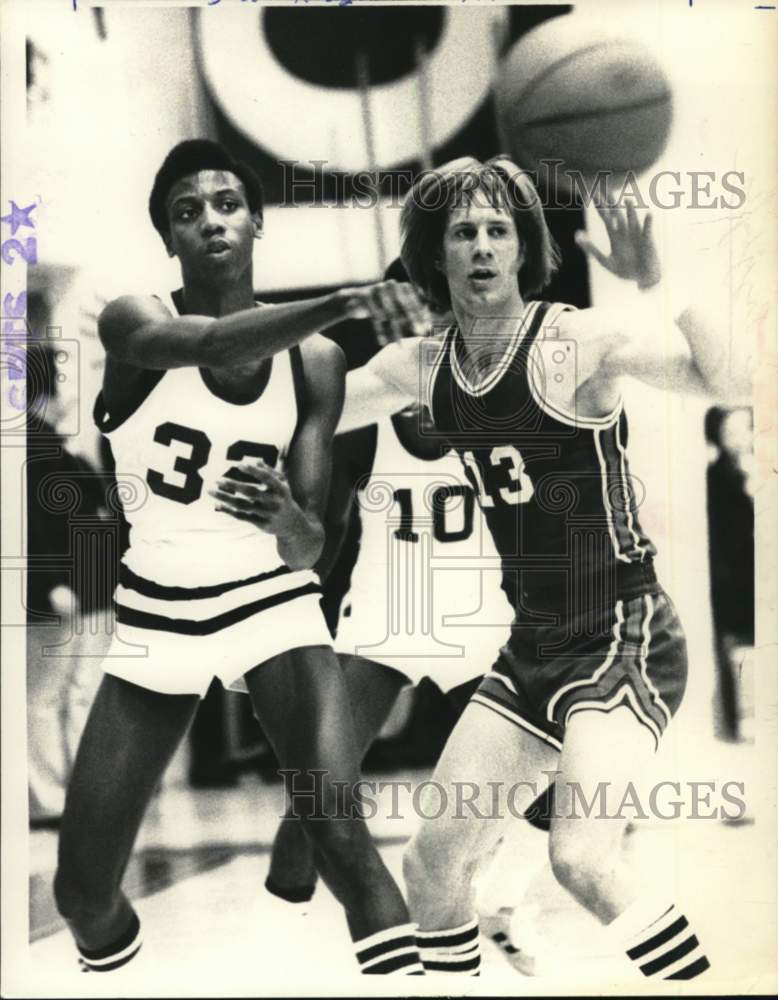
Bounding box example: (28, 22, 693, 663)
(1, 200, 38, 412)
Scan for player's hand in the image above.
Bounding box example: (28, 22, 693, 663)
(338, 279, 432, 346)
(574, 201, 661, 290)
(209, 460, 304, 538)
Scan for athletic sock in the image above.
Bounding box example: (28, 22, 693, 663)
(354, 923, 425, 974)
(610, 897, 710, 981)
(416, 916, 481, 975)
(77, 910, 142, 973)
(264, 875, 316, 904)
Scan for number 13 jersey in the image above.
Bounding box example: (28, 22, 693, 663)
(428, 300, 658, 614)
(95, 330, 304, 588)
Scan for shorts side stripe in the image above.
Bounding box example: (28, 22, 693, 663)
(564, 684, 662, 749)
(546, 600, 625, 724)
(638, 594, 672, 726)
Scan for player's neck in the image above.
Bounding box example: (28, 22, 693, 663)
(180, 272, 256, 318)
(454, 296, 527, 375)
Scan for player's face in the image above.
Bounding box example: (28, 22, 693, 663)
(164, 170, 260, 278)
(440, 201, 524, 316)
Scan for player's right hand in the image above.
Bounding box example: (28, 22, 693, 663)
(338, 279, 432, 346)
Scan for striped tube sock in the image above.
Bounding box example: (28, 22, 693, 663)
(416, 916, 481, 975)
(77, 911, 142, 973)
(354, 923, 425, 974)
(611, 898, 710, 981)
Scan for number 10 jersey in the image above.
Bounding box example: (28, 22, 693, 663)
(335, 416, 514, 689)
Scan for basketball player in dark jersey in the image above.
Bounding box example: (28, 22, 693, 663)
(264, 264, 555, 978)
(331, 157, 748, 981)
(53, 140, 431, 976)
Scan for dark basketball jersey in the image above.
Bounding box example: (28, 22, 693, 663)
(428, 300, 658, 614)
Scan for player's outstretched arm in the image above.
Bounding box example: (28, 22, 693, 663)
(98, 281, 430, 371)
(339, 336, 429, 433)
(570, 203, 750, 401)
(209, 337, 345, 570)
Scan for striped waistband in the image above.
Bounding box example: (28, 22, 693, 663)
(115, 562, 322, 635)
(118, 562, 292, 600)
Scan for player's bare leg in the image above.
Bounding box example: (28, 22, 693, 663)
(549, 706, 651, 921)
(403, 700, 557, 974)
(265, 656, 406, 901)
(54, 676, 199, 967)
(246, 646, 422, 971)
(550, 706, 710, 980)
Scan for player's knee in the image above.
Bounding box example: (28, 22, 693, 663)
(302, 815, 362, 865)
(404, 824, 473, 890)
(548, 830, 605, 898)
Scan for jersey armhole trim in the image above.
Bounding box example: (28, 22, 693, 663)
(529, 302, 623, 429)
(94, 369, 167, 435)
(425, 328, 454, 423)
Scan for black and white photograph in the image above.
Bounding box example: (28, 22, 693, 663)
(1, 0, 776, 995)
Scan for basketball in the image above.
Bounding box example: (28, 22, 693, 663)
(494, 15, 673, 192)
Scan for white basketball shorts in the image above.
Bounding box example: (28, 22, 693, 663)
(101, 563, 332, 696)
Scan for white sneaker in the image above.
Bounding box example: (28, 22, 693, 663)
(480, 906, 546, 977)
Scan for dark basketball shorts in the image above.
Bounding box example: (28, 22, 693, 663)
(471, 589, 688, 751)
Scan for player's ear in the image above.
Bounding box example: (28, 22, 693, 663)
(163, 233, 176, 259)
(252, 212, 263, 240)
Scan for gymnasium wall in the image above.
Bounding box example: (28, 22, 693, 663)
(584, 8, 771, 760)
(24, 4, 585, 459)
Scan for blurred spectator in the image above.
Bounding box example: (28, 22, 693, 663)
(27, 341, 112, 825)
(704, 406, 754, 741)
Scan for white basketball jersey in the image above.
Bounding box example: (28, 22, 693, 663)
(336, 417, 514, 688)
(96, 309, 303, 587)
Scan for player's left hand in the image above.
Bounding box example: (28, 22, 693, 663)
(209, 460, 303, 538)
(574, 201, 661, 290)
(338, 279, 433, 346)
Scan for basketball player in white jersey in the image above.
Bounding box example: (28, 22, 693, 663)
(53, 140, 432, 977)
(318, 158, 748, 981)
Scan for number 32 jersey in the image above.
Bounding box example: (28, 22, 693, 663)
(95, 339, 305, 588)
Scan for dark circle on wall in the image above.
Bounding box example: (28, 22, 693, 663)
(264, 7, 446, 89)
